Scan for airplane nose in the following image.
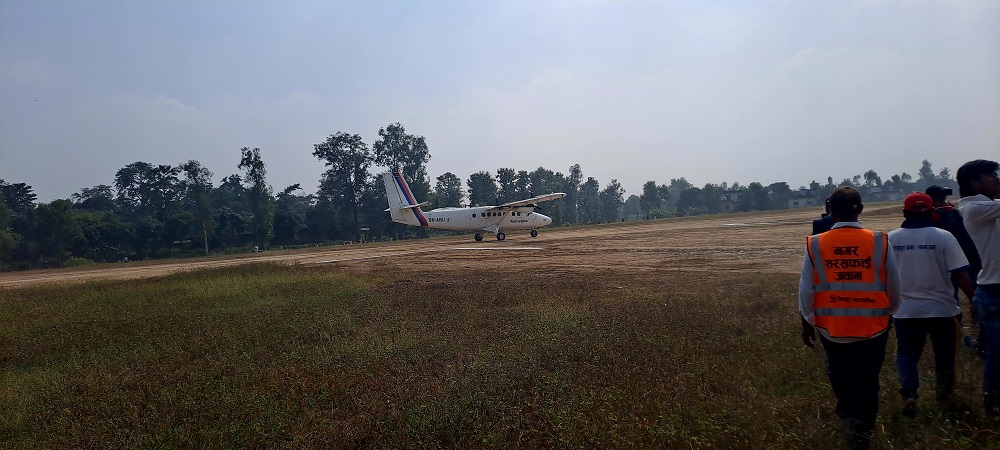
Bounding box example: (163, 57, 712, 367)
(540, 214, 552, 225)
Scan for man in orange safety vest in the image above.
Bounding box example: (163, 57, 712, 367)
(799, 186, 901, 450)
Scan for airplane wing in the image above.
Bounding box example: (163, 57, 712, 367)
(496, 193, 566, 209)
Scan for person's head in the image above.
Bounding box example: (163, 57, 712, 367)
(924, 185, 952, 207)
(828, 187, 863, 222)
(956, 159, 1000, 199)
(903, 192, 934, 220)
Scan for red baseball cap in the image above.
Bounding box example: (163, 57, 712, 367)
(903, 192, 933, 213)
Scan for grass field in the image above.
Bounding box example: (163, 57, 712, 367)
(3, 210, 999, 448)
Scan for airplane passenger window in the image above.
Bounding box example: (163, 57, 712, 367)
(472, 214, 476, 218)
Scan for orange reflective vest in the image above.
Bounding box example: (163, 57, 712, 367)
(807, 227, 891, 339)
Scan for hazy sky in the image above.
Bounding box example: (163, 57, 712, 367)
(2, 0, 998, 201)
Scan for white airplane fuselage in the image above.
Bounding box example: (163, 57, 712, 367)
(416, 206, 552, 232)
(383, 171, 562, 240)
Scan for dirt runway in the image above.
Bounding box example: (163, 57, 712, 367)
(0, 205, 908, 289)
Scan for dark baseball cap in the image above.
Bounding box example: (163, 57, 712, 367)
(924, 185, 952, 199)
(829, 187, 862, 211)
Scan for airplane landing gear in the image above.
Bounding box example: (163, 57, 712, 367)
(474, 233, 483, 242)
(496, 232, 506, 241)
(530, 229, 538, 238)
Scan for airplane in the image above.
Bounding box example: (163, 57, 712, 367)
(383, 171, 566, 241)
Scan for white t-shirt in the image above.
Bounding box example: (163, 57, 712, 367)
(888, 226, 969, 318)
(959, 195, 1000, 285)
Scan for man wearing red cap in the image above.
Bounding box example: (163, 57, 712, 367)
(888, 192, 976, 418)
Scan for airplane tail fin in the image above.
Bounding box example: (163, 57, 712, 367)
(383, 171, 429, 226)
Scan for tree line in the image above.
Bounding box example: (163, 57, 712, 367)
(0, 124, 956, 271)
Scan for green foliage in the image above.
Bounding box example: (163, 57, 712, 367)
(113, 162, 183, 221)
(313, 133, 372, 241)
(466, 171, 497, 207)
(599, 179, 625, 222)
(1, 157, 961, 271)
(72, 184, 116, 212)
(496, 167, 517, 204)
(181, 160, 215, 254)
(578, 177, 601, 223)
(373, 123, 431, 202)
(63, 257, 96, 267)
(238, 147, 275, 247)
(433, 172, 464, 208)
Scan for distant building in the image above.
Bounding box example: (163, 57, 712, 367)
(788, 198, 818, 209)
(720, 190, 743, 213)
(788, 187, 819, 209)
(859, 185, 903, 202)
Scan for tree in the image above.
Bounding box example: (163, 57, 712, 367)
(676, 187, 703, 216)
(433, 172, 464, 208)
(863, 170, 881, 187)
(527, 167, 567, 225)
(623, 195, 641, 219)
(918, 160, 936, 184)
(238, 147, 274, 247)
(467, 171, 498, 207)
(0, 190, 17, 269)
(564, 164, 583, 224)
(213, 207, 247, 248)
(578, 177, 601, 223)
(72, 185, 116, 212)
(667, 178, 693, 207)
(700, 184, 721, 214)
(180, 160, 214, 254)
(214, 174, 246, 213)
(747, 182, 771, 211)
(515, 170, 532, 201)
(599, 179, 625, 222)
(0, 181, 37, 213)
(640, 181, 660, 214)
(273, 184, 311, 245)
(938, 167, 952, 181)
(373, 123, 431, 202)
(113, 162, 182, 220)
(768, 182, 792, 209)
(496, 168, 517, 204)
(34, 199, 84, 264)
(313, 133, 372, 242)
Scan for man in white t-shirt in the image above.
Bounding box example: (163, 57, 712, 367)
(888, 192, 976, 418)
(957, 158, 1000, 416)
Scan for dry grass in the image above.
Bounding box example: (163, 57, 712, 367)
(2, 260, 997, 449)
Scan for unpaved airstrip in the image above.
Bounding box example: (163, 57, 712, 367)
(0, 205, 906, 289)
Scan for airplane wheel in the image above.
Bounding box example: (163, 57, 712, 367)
(474, 233, 483, 242)
(496, 232, 506, 241)
(530, 229, 538, 238)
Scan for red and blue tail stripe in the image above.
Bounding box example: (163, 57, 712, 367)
(393, 172, 428, 227)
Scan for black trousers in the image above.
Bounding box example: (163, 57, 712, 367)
(820, 333, 889, 443)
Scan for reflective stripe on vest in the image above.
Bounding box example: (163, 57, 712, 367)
(813, 307, 892, 317)
(808, 228, 891, 339)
